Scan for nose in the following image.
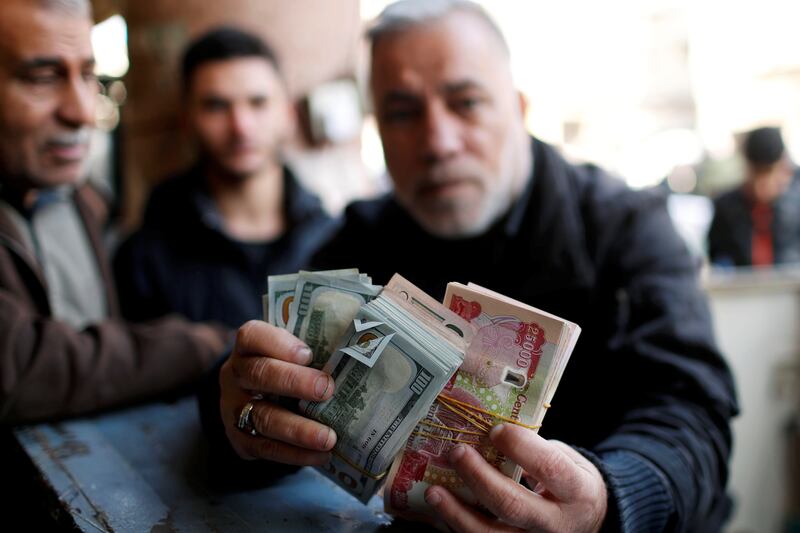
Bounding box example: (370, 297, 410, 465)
(57, 75, 97, 128)
(422, 102, 463, 163)
(229, 105, 254, 139)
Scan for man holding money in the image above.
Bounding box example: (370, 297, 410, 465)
(215, 1, 737, 531)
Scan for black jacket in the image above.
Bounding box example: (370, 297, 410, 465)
(114, 166, 338, 328)
(708, 173, 800, 266)
(312, 137, 738, 532)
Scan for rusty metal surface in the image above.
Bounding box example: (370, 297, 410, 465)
(14, 397, 401, 532)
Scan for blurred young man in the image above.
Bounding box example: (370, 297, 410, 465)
(0, 0, 225, 423)
(115, 28, 336, 328)
(709, 126, 800, 267)
(215, 1, 738, 531)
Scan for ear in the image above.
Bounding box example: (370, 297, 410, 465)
(283, 98, 299, 142)
(179, 102, 193, 136)
(516, 90, 528, 119)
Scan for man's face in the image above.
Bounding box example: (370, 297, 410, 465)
(370, 11, 530, 238)
(0, 2, 97, 190)
(750, 153, 794, 204)
(186, 58, 293, 179)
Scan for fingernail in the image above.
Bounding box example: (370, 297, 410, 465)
(449, 445, 466, 463)
(490, 424, 506, 440)
(318, 427, 335, 449)
(296, 346, 313, 365)
(315, 375, 332, 399)
(425, 488, 442, 506)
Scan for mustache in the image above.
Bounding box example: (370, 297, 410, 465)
(414, 161, 482, 191)
(45, 130, 92, 147)
(223, 138, 260, 152)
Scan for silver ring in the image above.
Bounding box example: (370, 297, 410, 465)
(237, 400, 258, 436)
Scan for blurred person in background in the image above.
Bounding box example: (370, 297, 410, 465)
(114, 28, 337, 329)
(212, 1, 738, 531)
(0, 0, 225, 423)
(708, 126, 800, 267)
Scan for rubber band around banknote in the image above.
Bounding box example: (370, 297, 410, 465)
(417, 419, 486, 437)
(437, 397, 492, 433)
(331, 397, 549, 479)
(435, 394, 543, 432)
(331, 448, 389, 481)
(411, 430, 483, 445)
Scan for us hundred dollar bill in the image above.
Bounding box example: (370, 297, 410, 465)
(287, 273, 382, 369)
(299, 276, 468, 503)
(301, 316, 448, 502)
(265, 270, 380, 369)
(266, 269, 364, 329)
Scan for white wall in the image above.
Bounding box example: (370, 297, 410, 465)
(707, 270, 800, 532)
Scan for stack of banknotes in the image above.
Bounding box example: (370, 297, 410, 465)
(263, 270, 581, 520)
(384, 281, 581, 525)
(264, 270, 471, 502)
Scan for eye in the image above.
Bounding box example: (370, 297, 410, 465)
(382, 105, 421, 124)
(82, 69, 98, 83)
(201, 99, 230, 112)
(22, 68, 62, 85)
(451, 96, 482, 115)
(249, 96, 268, 109)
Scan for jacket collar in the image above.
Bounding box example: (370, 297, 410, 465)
(190, 165, 325, 234)
(501, 137, 596, 290)
(283, 166, 327, 225)
(0, 185, 55, 312)
(0, 183, 50, 267)
(0, 201, 24, 248)
(0, 184, 120, 317)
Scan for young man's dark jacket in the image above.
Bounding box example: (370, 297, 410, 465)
(311, 137, 738, 532)
(114, 166, 338, 328)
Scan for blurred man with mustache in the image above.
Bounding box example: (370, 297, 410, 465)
(114, 28, 336, 329)
(0, 0, 226, 423)
(214, 1, 737, 531)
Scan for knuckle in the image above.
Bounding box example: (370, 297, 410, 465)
(277, 365, 301, 394)
(219, 360, 234, 389)
(300, 419, 328, 449)
(540, 447, 568, 481)
(281, 412, 303, 438)
(285, 417, 312, 448)
(497, 489, 529, 526)
(229, 432, 257, 461)
(252, 403, 275, 436)
(256, 437, 282, 461)
(247, 357, 275, 387)
(236, 320, 260, 348)
(236, 444, 256, 461)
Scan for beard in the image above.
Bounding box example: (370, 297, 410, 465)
(399, 162, 516, 239)
(201, 145, 267, 183)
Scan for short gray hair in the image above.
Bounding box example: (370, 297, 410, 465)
(367, 0, 509, 56)
(37, 0, 93, 18)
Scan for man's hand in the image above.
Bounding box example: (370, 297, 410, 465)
(193, 323, 229, 361)
(424, 424, 607, 533)
(220, 320, 337, 465)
